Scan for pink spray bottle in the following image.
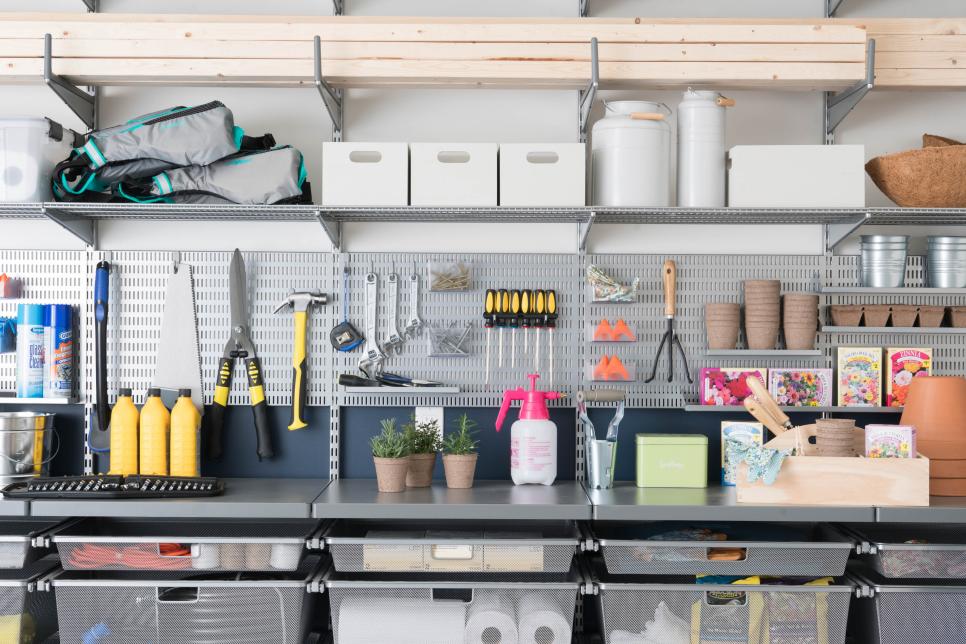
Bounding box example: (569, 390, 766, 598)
(496, 374, 563, 486)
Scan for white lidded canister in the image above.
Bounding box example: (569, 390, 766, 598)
(677, 89, 730, 208)
(591, 100, 671, 207)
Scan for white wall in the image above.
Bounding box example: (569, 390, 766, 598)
(2, 0, 964, 254)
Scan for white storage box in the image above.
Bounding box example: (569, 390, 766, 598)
(500, 143, 585, 206)
(728, 144, 865, 207)
(322, 142, 408, 206)
(411, 143, 497, 206)
(0, 117, 78, 202)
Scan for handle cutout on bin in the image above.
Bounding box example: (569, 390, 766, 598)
(525, 151, 560, 165)
(432, 588, 473, 603)
(437, 151, 471, 164)
(157, 586, 201, 603)
(707, 547, 747, 562)
(156, 543, 194, 558)
(348, 151, 383, 163)
(431, 544, 474, 560)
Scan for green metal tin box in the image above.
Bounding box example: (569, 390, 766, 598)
(635, 433, 708, 488)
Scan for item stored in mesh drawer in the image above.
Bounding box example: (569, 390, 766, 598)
(597, 578, 853, 644)
(324, 520, 579, 574)
(53, 518, 318, 572)
(851, 524, 966, 579)
(0, 557, 59, 644)
(854, 573, 966, 644)
(595, 522, 853, 577)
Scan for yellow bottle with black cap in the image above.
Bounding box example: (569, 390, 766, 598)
(139, 388, 169, 476)
(108, 388, 138, 476)
(170, 388, 200, 477)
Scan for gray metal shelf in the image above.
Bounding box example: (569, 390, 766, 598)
(0, 498, 29, 517)
(876, 498, 966, 524)
(822, 287, 966, 296)
(823, 326, 966, 334)
(28, 478, 329, 519)
(0, 393, 79, 405)
(589, 483, 877, 523)
(684, 405, 900, 414)
(704, 349, 823, 357)
(312, 479, 593, 521)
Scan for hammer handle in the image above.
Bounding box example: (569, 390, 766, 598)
(289, 310, 309, 430)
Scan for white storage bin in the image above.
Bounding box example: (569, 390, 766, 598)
(411, 143, 497, 206)
(322, 142, 408, 206)
(728, 144, 865, 207)
(0, 117, 78, 202)
(500, 143, 585, 206)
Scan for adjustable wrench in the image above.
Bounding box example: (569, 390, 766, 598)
(358, 272, 386, 378)
(381, 273, 405, 355)
(405, 270, 423, 338)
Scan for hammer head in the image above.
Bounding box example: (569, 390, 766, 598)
(275, 290, 329, 313)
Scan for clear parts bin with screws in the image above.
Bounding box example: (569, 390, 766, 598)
(427, 322, 473, 357)
(429, 260, 473, 292)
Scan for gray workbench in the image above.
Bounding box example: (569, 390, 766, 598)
(589, 483, 878, 523)
(0, 498, 28, 517)
(312, 479, 593, 520)
(876, 497, 966, 523)
(29, 478, 329, 519)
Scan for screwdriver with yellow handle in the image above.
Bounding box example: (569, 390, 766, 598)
(520, 290, 532, 356)
(510, 289, 521, 369)
(497, 288, 510, 368)
(483, 289, 497, 388)
(546, 289, 558, 388)
(533, 289, 546, 373)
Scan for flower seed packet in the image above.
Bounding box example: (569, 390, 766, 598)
(700, 368, 767, 406)
(886, 348, 932, 408)
(768, 369, 833, 407)
(865, 424, 917, 459)
(721, 421, 764, 485)
(837, 347, 882, 407)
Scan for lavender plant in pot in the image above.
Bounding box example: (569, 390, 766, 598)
(442, 413, 479, 489)
(404, 417, 441, 488)
(371, 418, 411, 493)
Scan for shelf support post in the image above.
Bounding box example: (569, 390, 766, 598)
(579, 0, 589, 17)
(318, 210, 342, 252)
(314, 35, 344, 142)
(578, 38, 599, 143)
(825, 39, 875, 144)
(578, 211, 596, 253)
(43, 205, 97, 248)
(332, 0, 344, 16)
(44, 34, 97, 130)
(825, 212, 870, 251)
(825, 0, 844, 17)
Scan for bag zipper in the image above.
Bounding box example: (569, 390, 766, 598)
(142, 101, 224, 126)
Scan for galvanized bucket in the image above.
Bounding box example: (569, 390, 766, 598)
(586, 439, 618, 489)
(0, 412, 56, 485)
(860, 235, 909, 288)
(928, 236, 966, 288)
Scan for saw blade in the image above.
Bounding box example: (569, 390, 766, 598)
(152, 263, 204, 413)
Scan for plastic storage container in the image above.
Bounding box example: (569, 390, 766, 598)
(0, 117, 78, 202)
(848, 524, 966, 579)
(322, 142, 409, 206)
(0, 557, 59, 644)
(53, 518, 322, 572)
(410, 143, 498, 206)
(727, 145, 865, 207)
(53, 555, 323, 644)
(591, 101, 672, 207)
(677, 89, 727, 208)
(635, 434, 708, 488)
(499, 143, 585, 206)
(324, 520, 581, 574)
(594, 522, 853, 577)
(325, 566, 584, 644)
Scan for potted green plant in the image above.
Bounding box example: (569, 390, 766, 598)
(442, 413, 479, 489)
(371, 418, 411, 493)
(404, 417, 441, 487)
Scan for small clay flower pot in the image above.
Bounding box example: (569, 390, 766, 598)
(891, 304, 918, 327)
(829, 305, 863, 326)
(406, 452, 437, 488)
(706, 302, 740, 318)
(783, 323, 817, 350)
(745, 322, 780, 350)
(744, 280, 781, 294)
(862, 304, 891, 327)
(374, 456, 410, 493)
(783, 292, 819, 308)
(952, 306, 966, 328)
(918, 305, 946, 328)
(706, 316, 740, 350)
(443, 453, 478, 489)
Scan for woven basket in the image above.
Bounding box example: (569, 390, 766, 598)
(866, 134, 966, 207)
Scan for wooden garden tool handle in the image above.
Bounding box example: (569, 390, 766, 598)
(662, 259, 676, 317)
(743, 397, 787, 436)
(746, 376, 792, 428)
(716, 96, 736, 107)
(630, 112, 666, 121)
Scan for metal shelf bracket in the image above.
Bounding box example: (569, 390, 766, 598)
(578, 211, 596, 253)
(314, 36, 344, 142)
(826, 0, 845, 17)
(579, 0, 589, 17)
(44, 34, 97, 130)
(43, 205, 97, 248)
(578, 38, 599, 143)
(825, 39, 875, 143)
(318, 211, 342, 252)
(332, 0, 344, 16)
(825, 212, 870, 251)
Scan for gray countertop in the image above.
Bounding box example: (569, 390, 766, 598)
(876, 497, 966, 523)
(312, 479, 593, 520)
(589, 483, 878, 523)
(29, 478, 329, 519)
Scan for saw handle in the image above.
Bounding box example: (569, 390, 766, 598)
(288, 311, 309, 431)
(662, 259, 676, 317)
(746, 376, 791, 428)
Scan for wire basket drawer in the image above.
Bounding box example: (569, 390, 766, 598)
(0, 557, 59, 644)
(853, 568, 966, 644)
(596, 575, 854, 644)
(52, 556, 322, 644)
(849, 524, 966, 579)
(53, 518, 320, 573)
(324, 520, 580, 574)
(324, 568, 584, 644)
(0, 519, 68, 570)
(594, 522, 853, 577)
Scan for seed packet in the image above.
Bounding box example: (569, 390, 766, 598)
(768, 369, 833, 407)
(721, 421, 764, 485)
(865, 424, 917, 458)
(700, 368, 767, 406)
(837, 347, 882, 407)
(886, 348, 932, 408)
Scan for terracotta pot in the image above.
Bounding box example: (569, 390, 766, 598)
(783, 323, 817, 350)
(745, 323, 779, 350)
(783, 293, 819, 308)
(918, 305, 946, 328)
(705, 303, 740, 321)
(829, 305, 863, 326)
(918, 438, 966, 460)
(862, 304, 891, 327)
(900, 376, 966, 443)
(443, 453, 478, 489)
(744, 280, 781, 292)
(706, 318, 739, 350)
(930, 459, 966, 479)
(930, 478, 966, 497)
(373, 456, 410, 493)
(891, 304, 918, 327)
(951, 306, 966, 328)
(406, 452, 437, 487)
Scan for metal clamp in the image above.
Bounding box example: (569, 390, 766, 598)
(314, 36, 344, 142)
(825, 39, 876, 143)
(44, 34, 97, 130)
(578, 38, 599, 143)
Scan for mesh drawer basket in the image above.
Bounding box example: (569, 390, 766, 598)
(52, 555, 323, 644)
(324, 567, 585, 644)
(53, 517, 320, 573)
(854, 570, 966, 644)
(0, 557, 59, 644)
(0, 519, 68, 570)
(849, 524, 966, 579)
(324, 519, 580, 574)
(594, 522, 853, 577)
